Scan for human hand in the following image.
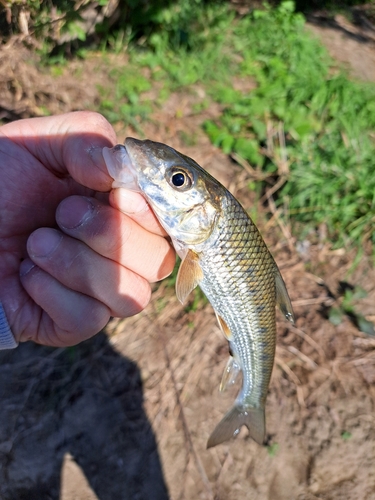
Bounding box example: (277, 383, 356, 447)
(0, 112, 175, 347)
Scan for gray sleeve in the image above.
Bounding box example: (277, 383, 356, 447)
(0, 302, 18, 349)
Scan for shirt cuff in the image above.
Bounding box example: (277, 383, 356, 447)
(0, 302, 18, 349)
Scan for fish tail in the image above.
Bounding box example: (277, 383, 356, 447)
(207, 405, 265, 448)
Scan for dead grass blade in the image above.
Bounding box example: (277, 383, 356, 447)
(287, 324, 326, 361)
(275, 355, 305, 407)
(287, 346, 318, 370)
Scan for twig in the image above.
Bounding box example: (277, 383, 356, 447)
(305, 367, 333, 406)
(275, 356, 305, 407)
(291, 297, 334, 307)
(230, 152, 271, 181)
(287, 346, 318, 370)
(265, 194, 295, 252)
(259, 175, 287, 204)
(287, 324, 326, 361)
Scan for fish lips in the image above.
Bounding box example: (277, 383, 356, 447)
(103, 138, 167, 191)
(102, 143, 139, 191)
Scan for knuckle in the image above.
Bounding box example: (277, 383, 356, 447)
(55, 303, 109, 346)
(148, 241, 176, 283)
(110, 220, 133, 256)
(134, 285, 152, 315)
(119, 279, 151, 317)
(79, 111, 116, 140)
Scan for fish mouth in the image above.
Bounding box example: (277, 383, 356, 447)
(102, 142, 140, 191)
(103, 137, 162, 191)
(124, 137, 143, 152)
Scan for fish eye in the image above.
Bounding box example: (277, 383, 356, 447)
(167, 168, 193, 191)
(172, 172, 185, 187)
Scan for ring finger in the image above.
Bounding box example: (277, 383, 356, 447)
(26, 227, 152, 318)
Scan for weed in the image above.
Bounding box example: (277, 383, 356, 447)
(155, 297, 167, 314)
(184, 287, 208, 313)
(328, 285, 375, 336)
(97, 66, 153, 131)
(202, 2, 375, 259)
(341, 431, 352, 441)
(267, 442, 279, 456)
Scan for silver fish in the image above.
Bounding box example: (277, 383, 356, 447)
(103, 138, 294, 447)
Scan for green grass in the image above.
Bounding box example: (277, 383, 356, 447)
(202, 2, 375, 258)
(97, 66, 153, 133)
(341, 431, 352, 441)
(95, 1, 375, 260)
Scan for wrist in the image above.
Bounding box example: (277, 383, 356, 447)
(0, 302, 18, 349)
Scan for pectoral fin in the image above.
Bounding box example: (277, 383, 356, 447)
(275, 269, 295, 323)
(176, 249, 203, 304)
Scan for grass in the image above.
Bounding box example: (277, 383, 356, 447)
(94, 1, 375, 261)
(97, 66, 153, 133)
(203, 2, 375, 257)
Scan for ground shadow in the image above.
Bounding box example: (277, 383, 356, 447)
(305, 7, 375, 45)
(0, 330, 169, 500)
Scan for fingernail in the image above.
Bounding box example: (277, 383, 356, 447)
(28, 229, 63, 258)
(20, 259, 36, 277)
(116, 189, 149, 215)
(57, 197, 94, 229)
(89, 146, 107, 168)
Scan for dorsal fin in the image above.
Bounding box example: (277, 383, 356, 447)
(275, 269, 295, 323)
(176, 249, 203, 304)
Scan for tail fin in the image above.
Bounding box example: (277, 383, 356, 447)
(207, 405, 265, 448)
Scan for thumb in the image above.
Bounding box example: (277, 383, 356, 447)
(1, 111, 117, 191)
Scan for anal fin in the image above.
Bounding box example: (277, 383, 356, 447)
(220, 355, 241, 392)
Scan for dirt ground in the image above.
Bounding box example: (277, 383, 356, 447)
(1, 9, 375, 500)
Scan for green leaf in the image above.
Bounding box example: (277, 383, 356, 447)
(341, 431, 352, 441)
(329, 307, 344, 326)
(234, 138, 263, 166)
(221, 134, 235, 154)
(267, 443, 279, 457)
(356, 316, 375, 337)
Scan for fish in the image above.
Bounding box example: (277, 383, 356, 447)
(103, 138, 294, 448)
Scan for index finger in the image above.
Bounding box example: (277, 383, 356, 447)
(109, 188, 167, 236)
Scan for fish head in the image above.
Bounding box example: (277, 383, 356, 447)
(103, 138, 225, 246)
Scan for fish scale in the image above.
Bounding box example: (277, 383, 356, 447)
(103, 137, 294, 447)
(197, 192, 277, 410)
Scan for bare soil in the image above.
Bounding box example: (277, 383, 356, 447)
(1, 10, 375, 500)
